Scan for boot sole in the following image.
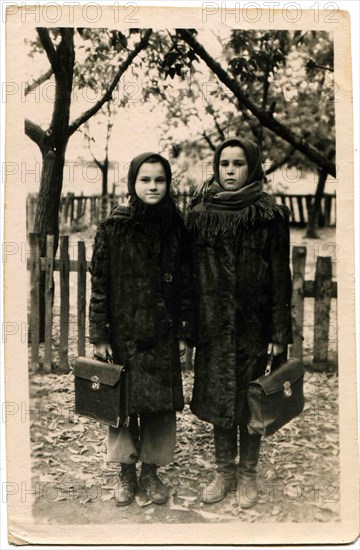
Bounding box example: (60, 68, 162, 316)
(138, 480, 169, 505)
(115, 497, 135, 507)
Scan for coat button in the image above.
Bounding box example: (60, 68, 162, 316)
(162, 272, 173, 283)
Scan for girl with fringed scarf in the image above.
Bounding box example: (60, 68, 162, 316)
(188, 138, 293, 509)
(89, 153, 195, 507)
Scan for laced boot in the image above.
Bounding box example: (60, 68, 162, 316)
(202, 424, 237, 504)
(114, 463, 137, 506)
(139, 463, 169, 504)
(237, 428, 261, 509)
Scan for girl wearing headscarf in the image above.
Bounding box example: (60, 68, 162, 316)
(89, 153, 195, 506)
(188, 138, 292, 508)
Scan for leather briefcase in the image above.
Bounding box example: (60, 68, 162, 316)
(74, 356, 127, 428)
(247, 348, 305, 437)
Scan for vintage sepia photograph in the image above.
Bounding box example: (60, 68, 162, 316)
(2, 2, 359, 546)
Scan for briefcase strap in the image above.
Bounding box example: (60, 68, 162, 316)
(265, 344, 274, 376)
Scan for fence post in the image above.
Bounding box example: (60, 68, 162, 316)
(76, 195, 83, 222)
(305, 195, 312, 222)
(77, 241, 87, 357)
(44, 235, 54, 373)
(324, 195, 332, 227)
(61, 193, 70, 229)
(29, 233, 40, 370)
(290, 246, 307, 360)
(297, 196, 305, 225)
(288, 195, 295, 221)
(94, 197, 100, 225)
(59, 236, 70, 373)
(69, 193, 75, 225)
(313, 256, 332, 364)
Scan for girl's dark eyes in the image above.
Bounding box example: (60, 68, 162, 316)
(139, 177, 166, 182)
(220, 161, 246, 166)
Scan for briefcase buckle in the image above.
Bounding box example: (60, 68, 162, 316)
(91, 375, 100, 391)
(283, 380, 292, 397)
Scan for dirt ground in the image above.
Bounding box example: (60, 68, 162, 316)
(30, 226, 340, 524)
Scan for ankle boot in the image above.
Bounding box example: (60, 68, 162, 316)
(202, 425, 237, 504)
(114, 463, 137, 506)
(139, 463, 169, 504)
(202, 471, 237, 504)
(237, 427, 261, 509)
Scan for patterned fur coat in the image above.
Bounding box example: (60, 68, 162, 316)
(89, 204, 194, 416)
(188, 196, 293, 429)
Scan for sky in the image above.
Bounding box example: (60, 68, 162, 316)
(23, 27, 336, 196)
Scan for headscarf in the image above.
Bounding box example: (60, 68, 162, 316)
(188, 137, 289, 236)
(198, 137, 264, 211)
(213, 137, 264, 189)
(109, 152, 179, 236)
(127, 152, 172, 202)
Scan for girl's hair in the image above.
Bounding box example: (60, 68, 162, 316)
(141, 155, 165, 164)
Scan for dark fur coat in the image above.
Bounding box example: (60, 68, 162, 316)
(188, 196, 293, 429)
(89, 204, 194, 416)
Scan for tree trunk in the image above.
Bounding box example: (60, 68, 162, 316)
(102, 156, 109, 196)
(32, 143, 67, 341)
(27, 28, 151, 345)
(305, 169, 328, 239)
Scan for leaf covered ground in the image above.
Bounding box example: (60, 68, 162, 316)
(30, 366, 339, 524)
(29, 226, 339, 524)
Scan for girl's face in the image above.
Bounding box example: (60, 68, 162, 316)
(219, 146, 248, 191)
(135, 162, 167, 205)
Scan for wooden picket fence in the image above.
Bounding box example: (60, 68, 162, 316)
(26, 192, 336, 233)
(274, 192, 336, 227)
(27, 234, 337, 373)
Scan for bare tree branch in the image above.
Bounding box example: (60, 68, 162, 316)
(36, 28, 58, 73)
(178, 29, 336, 178)
(202, 131, 216, 151)
(25, 119, 45, 150)
(265, 148, 295, 175)
(67, 29, 152, 137)
(236, 102, 262, 141)
(25, 69, 53, 96)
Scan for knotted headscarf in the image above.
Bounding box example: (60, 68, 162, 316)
(127, 152, 172, 202)
(109, 152, 179, 236)
(188, 137, 289, 235)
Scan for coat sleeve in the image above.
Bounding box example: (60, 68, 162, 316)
(177, 225, 196, 347)
(89, 224, 110, 344)
(269, 216, 293, 345)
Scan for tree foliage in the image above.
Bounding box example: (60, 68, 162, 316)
(138, 29, 335, 185)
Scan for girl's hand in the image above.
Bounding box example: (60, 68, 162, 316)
(178, 339, 187, 362)
(94, 342, 113, 361)
(268, 342, 284, 356)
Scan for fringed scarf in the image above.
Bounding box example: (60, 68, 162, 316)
(188, 138, 290, 237)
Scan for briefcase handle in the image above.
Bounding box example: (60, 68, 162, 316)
(264, 344, 274, 376)
(93, 354, 113, 364)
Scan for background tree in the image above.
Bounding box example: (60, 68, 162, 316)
(82, 103, 115, 197)
(25, 27, 152, 338)
(142, 29, 334, 232)
(25, 28, 151, 251)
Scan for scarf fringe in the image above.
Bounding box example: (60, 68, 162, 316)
(187, 194, 290, 237)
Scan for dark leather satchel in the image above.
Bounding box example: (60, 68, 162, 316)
(74, 356, 127, 428)
(247, 347, 305, 437)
